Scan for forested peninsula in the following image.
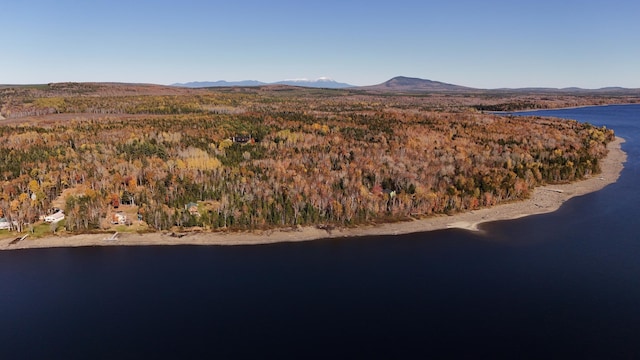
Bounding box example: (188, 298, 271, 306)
(0, 83, 624, 242)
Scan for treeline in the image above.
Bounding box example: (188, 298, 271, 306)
(0, 87, 614, 233)
(472, 102, 546, 112)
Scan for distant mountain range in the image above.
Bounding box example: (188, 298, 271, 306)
(173, 80, 266, 88)
(172, 76, 639, 93)
(172, 78, 354, 89)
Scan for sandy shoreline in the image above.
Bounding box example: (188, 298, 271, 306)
(1, 137, 626, 251)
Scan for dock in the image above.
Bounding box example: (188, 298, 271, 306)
(8, 234, 29, 246)
(103, 232, 119, 241)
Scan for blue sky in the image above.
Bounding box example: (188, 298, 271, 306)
(1, 0, 639, 88)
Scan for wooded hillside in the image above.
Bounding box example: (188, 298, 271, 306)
(0, 83, 615, 234)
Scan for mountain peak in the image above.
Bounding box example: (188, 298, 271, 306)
(373, 76, 474, 92)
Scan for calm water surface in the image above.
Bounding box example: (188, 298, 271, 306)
(1, 105, 639, 359)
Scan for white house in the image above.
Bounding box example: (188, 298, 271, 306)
(44, 211, 65, 223)
(0, 218, 17, 230)
(111, 212, 127, 225)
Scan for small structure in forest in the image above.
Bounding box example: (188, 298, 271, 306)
(186, 202, 200, 216)
(44, 211, 65, 223)
(232, 135, 252, 144)
(111, 212, 127, 225)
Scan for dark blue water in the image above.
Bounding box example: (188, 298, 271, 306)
(1, 105, 639, 359)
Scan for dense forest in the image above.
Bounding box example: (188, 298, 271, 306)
(0, 83, 615, 234)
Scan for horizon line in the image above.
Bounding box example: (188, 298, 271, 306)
(2, 77, 638, 91)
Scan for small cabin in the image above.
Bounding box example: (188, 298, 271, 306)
(232, 135, 252, 144)
(0, 218, 15, 230)
(111, 212, 127, 225)
(44, 211, 65, 223)
(186, 202, 200, 216)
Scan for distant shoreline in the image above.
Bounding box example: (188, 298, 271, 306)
(489, 102, 639, 114)
(0, 137, 626, 251)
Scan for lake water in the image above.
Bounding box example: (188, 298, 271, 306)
(1, 105, 639, 359)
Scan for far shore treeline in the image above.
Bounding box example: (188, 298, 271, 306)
(0, 83, 615, 234)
